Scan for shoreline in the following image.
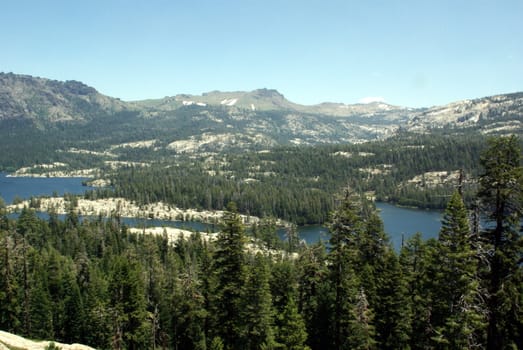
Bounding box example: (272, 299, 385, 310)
(128, 226, 298, 259)
(5, 170, 98, 178)
(6, 197, 296, 258)
(7, 196, 264, 226)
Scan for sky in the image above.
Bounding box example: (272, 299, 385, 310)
(1, 0, 522, 107)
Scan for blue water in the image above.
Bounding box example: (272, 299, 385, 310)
(377, 202, 442, 249)
(1, 173, 442, 250)
(0, 172, 93, 204)
(277, 203, 442, 250)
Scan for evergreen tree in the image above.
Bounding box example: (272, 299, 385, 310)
(296, 242, 330, 350)
(209, 336, 225, 350)
(108, 253, 150, 350)
(348, 288, 376, 350)
(430, 190, 487, 349)
(478, 136, 523, 349)
(212, 202, 247, 349)
(275, 296, 310, 350)
(157, 241, 182, 349)
(284, 223, 300, 253)
(373, 251, 411, 350)
(270, 258, 297, 314)
(327, 190, 369, 350)
(399, 233, 434, 349)
(270, 258, 309, 349)
(357, 202, 411, 349)
(60, 272, 85, 343)
(258, 216, 281, 250)
(0, 225, 21, 333)
(27, 251, 54, 340)
(82, 263, 112, 349)
(171, 257, 207, 350)
(241, 254, 276, 349)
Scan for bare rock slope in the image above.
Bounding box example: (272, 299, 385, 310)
(0, 330, 95, 350)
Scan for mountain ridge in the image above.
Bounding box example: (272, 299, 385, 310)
(132, 87, 408, 118)
(0, 72, 127, 124)
(1, 72, 522, 146)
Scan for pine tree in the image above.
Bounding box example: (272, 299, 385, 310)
(0, 225, 21, 333)
(357, 202, 411, 349)
(241, 254, 276, 349)
(478, 136, 523, 349)
(270, 258, 297, 314)
(327, 190, 369, 350)
(284, 223, 300, 253)
(296, 242, 330, 350)
(61, 271, 85, 344)
(348, 288, 376, 350)
(399, 233, 434, 349)
(108, 253, 150, 350)
(431, 190, 487, 348)
(172, 263, 207, 350)
(212, 202, 247, 349)
(82, 263, 112, 349)
(28, 251, 54, 340)
(275, 296, 309, 350)
(373, 251, 411, 349)
(157, 242, 182, 350)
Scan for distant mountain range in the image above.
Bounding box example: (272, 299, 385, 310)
(1, 72, 522, 148)
(0, 73, 126, 123)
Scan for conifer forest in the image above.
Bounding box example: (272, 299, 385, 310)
(0, 135, 521, 349)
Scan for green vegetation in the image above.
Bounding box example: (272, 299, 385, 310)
(2, 71, 522, 219)
(0, 136, 521, 349)
(0, 118, 495, 224)
(103, 133, 488, 224)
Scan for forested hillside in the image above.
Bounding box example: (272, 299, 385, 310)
(1, 73, 522, 215)
(100, 133, 489, 224)
(1, 136, 521, 349)
(1, 73, 522, 172)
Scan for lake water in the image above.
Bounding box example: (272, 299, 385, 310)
(276, 203, 442, 250)
(376, 202, 442, 248)
(0, 173, 442, 250)
(0, 172, 93, 204)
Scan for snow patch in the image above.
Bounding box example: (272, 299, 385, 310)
(182, 100, 206, 107)
(220, 98, 238, 106)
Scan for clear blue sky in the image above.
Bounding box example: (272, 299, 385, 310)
(1, 0, 522, 107)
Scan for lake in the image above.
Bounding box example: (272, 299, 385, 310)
(276, 203, 442, 250)
(0, 172, 94, 204)
(0, 173, 442, 250)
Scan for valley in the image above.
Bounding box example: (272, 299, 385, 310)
(2, 72, 521, 223)
(2, 0, 522, 346)
(1, 73, 522, 350)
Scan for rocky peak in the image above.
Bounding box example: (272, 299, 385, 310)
(0, 72, 127, 123)
(251, 88, 284, 98)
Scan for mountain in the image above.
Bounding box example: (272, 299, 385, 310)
(135, 88, 299, 111)
(0, 72, 127, 124)
(0, 72, 521, 156)
(407, 92, 523, 134)
(134, 87, 409, 118)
